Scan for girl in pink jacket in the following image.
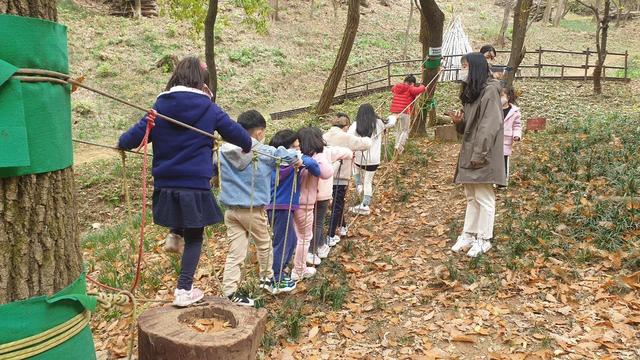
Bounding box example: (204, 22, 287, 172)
(292, 127, 333, 281)
(501, 85, 522, 184)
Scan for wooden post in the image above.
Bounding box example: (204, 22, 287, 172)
(344, 71, 348, 95)
(561, 64, 565, 79)
(584, 47, 590, 80)
(624, 50, 629, 80)
(537, 46, 543, 78)
(387, 60, 391, 87)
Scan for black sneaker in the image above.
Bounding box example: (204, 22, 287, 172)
(227, 292, 255, 307)
(259, 277, 271, 290)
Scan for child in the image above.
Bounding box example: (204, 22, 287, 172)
(265, 130, 320, 293)
(501, 84, 522, 183)
(390, 75, 426, 153)
(310, 128, 352, 262)
(292, 127, 333, 281)
(218, 110, 299, 306)
(323, 113, 372, 244)
(348, 104, 396, 215)
(118, 57, 252, 307)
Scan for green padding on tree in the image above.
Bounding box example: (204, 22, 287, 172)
(423, 57, 442, 70)
(0, 273, 97, 359)
(0, 15, 73, 177)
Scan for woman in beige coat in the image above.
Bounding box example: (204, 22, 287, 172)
(450, 53, 506, 258)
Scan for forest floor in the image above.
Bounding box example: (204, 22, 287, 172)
(53, 0, 640, 358)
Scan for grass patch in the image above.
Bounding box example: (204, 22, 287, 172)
(560, 19, 596, 33)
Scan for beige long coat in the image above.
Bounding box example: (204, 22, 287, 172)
(453, 79, 507, 186)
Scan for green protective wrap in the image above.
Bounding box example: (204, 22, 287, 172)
(423, 57, 442, 70)
(0, 273, 97, 359)
(0, 15, 73, 178)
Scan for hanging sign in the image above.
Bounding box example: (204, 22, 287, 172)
(428, 47, 442, 57)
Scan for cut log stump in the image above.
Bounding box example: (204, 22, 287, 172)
(435, 124, 459, 142)
(138, 297, 267, 360)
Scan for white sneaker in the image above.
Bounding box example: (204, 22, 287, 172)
(173, 287, 204, 307)
(451, 233, 475, 252)
(317, 244, 331, 258)
(164, 233, 184, 253)
(338, 226, 348, 237)
(350, 204, 371, 215)
(327, 235, 341, 247)
(306, 253, 321, 266)
(290, 267, 316, 281)
(467, 239, 492, 258)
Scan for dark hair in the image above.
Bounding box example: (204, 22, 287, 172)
(238, 110, 267, 131)
(336, 112, 349, 120)
(500, 82, 518, 105)
(165, 56, 209, 91)
(404, 74, 417, 85)
(459, 53, 490, 104)
(480, 45, 497, 57)
(269, 129, 298, 148)
(355, 103, 379, 137)
(297, 127, 325, 156)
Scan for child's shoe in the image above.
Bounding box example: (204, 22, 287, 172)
(290, 267, 316, 281)
(268, 278, 297, 294)
(163, 232, 184, 253)
(338, 226, 348, 237)
(317, 244, 331, 258)
(451, 233, 475, 252)
(173, 287, 204, 307)
(306, 253, 322, 266)
(259, 277, 271, 290)
(227, 292, 255, 307)
(467, 239, 492, 258)
(350, 204, 371, 215)
(328, 235, 340, 247)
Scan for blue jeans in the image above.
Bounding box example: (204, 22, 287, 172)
(267, 210, 297, 281)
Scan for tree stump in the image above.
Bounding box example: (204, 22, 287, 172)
(138, 297, 267, 360)
(435, 124, 459, 142)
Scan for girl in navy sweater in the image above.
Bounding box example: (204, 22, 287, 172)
(118, 57, 252, 307)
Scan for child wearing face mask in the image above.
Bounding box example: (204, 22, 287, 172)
(500, 83, 522, 184)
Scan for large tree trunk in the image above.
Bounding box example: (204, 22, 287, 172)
(542, 0, 554, 24)
(593, 0, 611, 94)
(204, 0, 218, 102)
(552, 0, 566, 26)
(0, 0, 83, 304)
(411, 0, 444, 137)
(505, 0, 533, 87)
(401, 1, 415, 60)
(316, 0, 360, 115)
(497, 0, 512, 47)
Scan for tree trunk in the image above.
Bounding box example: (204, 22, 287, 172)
(542, 0, 554, 24)
(1, 0, 82, 305)
(411, 0, 444, 137)
(553, 0, 566, 26)
(401, 1, 415, 60)
(270, 0, 279, 21)
(316, 0, 360, 115)
(594, 0, 601, 21)
(593, 0, 611, 94)
(204, 0, 218, 102)
(505, 0, 533, 87)
(331, 0, 339, 18)
(497, 0, 512, 47)
(135, 0, 141, 18)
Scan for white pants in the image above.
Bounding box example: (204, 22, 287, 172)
(354, 169, 376, 206)
(462, 184, 496, 240)
(394, 113, 411, 151)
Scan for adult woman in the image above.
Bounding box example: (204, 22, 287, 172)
(450, 53, 506, 258)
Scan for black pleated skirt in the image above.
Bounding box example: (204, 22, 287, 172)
(152, 187, 223, 228)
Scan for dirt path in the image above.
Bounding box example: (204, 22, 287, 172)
(269, 139, 640, 359)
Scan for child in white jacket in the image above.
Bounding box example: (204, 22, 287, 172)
(501, 85, 522, 184)
(323, 113, 373, 242)
(348, 104, 396, 215)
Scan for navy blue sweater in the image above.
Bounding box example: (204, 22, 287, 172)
(118, 87, 252, 190)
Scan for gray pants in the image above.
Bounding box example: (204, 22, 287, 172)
(311, 200, 330, 254)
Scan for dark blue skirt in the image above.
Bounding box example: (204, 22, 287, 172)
(153, 187, 223, 229)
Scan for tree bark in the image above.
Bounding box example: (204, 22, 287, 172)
(1, 0, 83, 305)
(135, 0, 141, 18)
(401, 1, 415, 60)
(316, 0, 360, 115)
(552, 0, 566, 26)
(497, 0, 512, 47)
(204, 0, 218, 102)
(593, 0, 611, 94)
(542, 0, 554, 24)
(505, 0, 533, 87)
(411, 0, 444, 137)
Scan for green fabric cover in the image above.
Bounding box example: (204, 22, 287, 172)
(423, 57, 442, 70)
(0, 274, 97, 359)
(0, 15, 73, 177)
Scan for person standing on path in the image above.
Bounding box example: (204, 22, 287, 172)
(450, 52, 506, 258)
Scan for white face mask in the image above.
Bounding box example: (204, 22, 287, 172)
(459, 69, 469, 83)
(501, 96, 509, 107)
